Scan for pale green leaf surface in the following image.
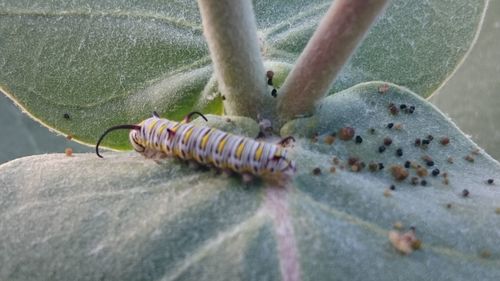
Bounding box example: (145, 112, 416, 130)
(0, 0, 487, 149)
(1, 82, 499, 280)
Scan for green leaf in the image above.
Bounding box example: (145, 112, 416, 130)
(1, 82, 499, 280)
(0, 0, 487, 149)
(430, 0, 500, 161)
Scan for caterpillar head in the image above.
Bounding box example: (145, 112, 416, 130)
(129, 128, 145, 154)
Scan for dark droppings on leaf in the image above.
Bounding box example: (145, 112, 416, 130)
(465, 155, 475, 163)
(266, 70, 274, 80)
(338, 127, 355, 141)
(487, 179, 494, 185)
(396, 148, 403, 157)
(440, 137, 450, 146)
(462, 189, 470, 197)
(389, 184, 396, 190)
(312, 167, 322, 175)
(368, 162, 379, 172)
(383, 137, 392, 146)
(271, 89, 277, 97)
(378, 145, 386, 153)
(446, 203, 453, 209)
(432, 168, 440, 176)
(378, 163, 385, 170)
(420, 180, 427, 186)
(415, 138, 421, 147)
(63, 113, 70, 119)
(388, 103, 399, 115)
(348, 157, 360, 166)
(391, 165, 409, 181)
(416, 167, 428, 177)
(324, 135, 336, 145)
(404, 161, 411, 169)
(411, 177, 419, 185)
(355, 135, 363, 144)
(368, 128, 376, 134)
(387, 122, 394, 129)
(332, 156, 340, 165)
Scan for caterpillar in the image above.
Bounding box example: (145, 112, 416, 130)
(96, 112, 296, 182)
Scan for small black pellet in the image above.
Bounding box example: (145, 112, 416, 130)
(387, 123, 394, 129)
(404, 161, 411, 168)
(462, 189, 470, 197)
(378, 145, 386, 153)
(396, 148, 403, 157)
(421, 180, 427, 186)
(390, 184, 396, 190)
(422, 139, 430, 145)
(427, 135, 434, 141)
(378, 163, 385, 170)
(400, 104, 407, 110)
(267, 78, 273, 86)
(63, 113, 70, 119)
(271, 89, 277, 97)
(355, 135, 363, 144)
(409, 105, 415, 113)
(415, 138, 421, 146)
(432, 168, 440, 176)
(426, 160, 434, 167)
(487, 179, 494, 184)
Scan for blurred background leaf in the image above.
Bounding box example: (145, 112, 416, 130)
(0, 0, 487, 154)
(430, 0, 500, 161)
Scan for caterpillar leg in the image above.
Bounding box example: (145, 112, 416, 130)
(183, 111, 208, 123)
(152, 111, 160, 118)
(278, 136, 296, 147)
(242, 173, 254, 184)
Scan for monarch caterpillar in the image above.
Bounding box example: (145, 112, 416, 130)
(96, 112, 296, 182)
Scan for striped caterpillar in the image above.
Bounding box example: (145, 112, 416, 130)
(96, 112, 296, 183)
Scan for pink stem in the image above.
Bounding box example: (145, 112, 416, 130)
(277, 0, 389, 121)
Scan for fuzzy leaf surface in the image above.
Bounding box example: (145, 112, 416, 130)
(0, 0, 487, 148)
(1, 82, 499, 281)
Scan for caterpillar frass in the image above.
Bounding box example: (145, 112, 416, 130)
(96, 112, 296, 183)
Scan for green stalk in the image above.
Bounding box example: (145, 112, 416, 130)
(197, 0, 268, 120)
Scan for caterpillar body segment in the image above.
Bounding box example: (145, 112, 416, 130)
(97, 113, 296, 182)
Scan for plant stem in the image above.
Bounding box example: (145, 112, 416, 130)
(197, 0, 268, 119)
(277, 0, 389, 121)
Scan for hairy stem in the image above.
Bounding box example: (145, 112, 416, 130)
(277, 0, 389, 121)
(198, 0, 268, 120)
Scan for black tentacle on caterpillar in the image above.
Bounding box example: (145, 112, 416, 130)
(96, 112, 296, 182)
